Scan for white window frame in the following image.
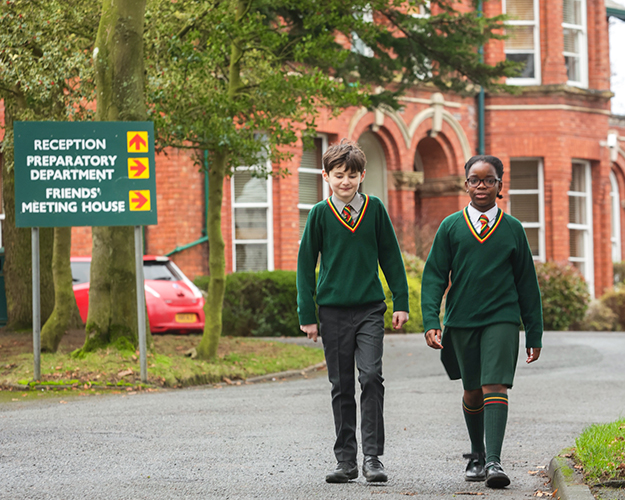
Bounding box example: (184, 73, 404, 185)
(231, 161, 274, 272)
(610, 170, 622, 262)
(409, 2, 433, 79)
(562, 0, 588, 88)
(507, 158, 546, 262)
(503, 0, 542, 85)
(567, 160, 593, 296)
(410, 0, 431, 18)
(298, 134, 329, 243)
(351, 4, 374, 57)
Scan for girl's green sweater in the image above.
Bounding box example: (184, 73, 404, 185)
(297, 195, 409, 326)
(421, 208, 543, 348)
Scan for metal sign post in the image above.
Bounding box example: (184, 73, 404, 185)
(31, 227, 41, 381)
(134, 226, 147, 383)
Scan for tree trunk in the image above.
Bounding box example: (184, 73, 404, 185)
(79, 0, 152, 353)
(196, 0, 247, 360)
(196, 151, 227, 360)
(2, 97, 54, 331)
(41, 227, 83, 352)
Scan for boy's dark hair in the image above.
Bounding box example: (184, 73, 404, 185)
(322, 139, 366, 174)
(464, 155, 504, 179)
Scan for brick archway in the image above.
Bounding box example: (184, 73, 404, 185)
(415, 135, 465, 223)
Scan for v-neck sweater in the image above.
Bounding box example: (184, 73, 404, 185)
(297, 194, 409, 326)
(421, 208, 543, 348)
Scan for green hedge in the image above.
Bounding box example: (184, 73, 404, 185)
(535, 261, 590, 331)
(195, 271, 300, 337)
(380, 271, 423, 333)
(195, 255, 425, 337)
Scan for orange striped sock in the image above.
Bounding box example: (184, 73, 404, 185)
(462, 399, 485, 455)
(484, 393, 508, 464)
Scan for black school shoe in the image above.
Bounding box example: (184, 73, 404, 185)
(485, 461, 511, 488)
(463, 452, 486, 481)
(362, 455, 388, 482)
(325, 461, 358, 483)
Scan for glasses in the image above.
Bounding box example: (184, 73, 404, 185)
(466, 176, 501, 188)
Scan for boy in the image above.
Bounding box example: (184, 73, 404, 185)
(297, 139, 409, 484)
(421, 155, 543, 489)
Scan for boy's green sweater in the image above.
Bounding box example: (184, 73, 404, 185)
(421, 208, 543, 348)
(297, 194, 409, 326)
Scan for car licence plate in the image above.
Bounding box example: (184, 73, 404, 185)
(175, 313, 197, 323)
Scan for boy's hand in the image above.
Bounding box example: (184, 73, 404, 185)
(425, 329, 443, 349)
(526, 347, 541, 363)
(392, 311, 409, 330)
(300, 324, 318, 342)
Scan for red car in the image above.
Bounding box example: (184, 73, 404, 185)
(71, 255, 205, 334)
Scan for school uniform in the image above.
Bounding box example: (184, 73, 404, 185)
(297, 193, 409, 463)
(421, 203, 543, 481)
(421, 204, 543, 383)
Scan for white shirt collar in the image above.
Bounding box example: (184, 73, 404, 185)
(467, 203, 499, 230)
(332, 192, 364, 214)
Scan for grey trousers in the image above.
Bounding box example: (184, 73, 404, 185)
(319, 301, 387, 462)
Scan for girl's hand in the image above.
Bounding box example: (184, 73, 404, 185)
(526, 347, 541, 363)
(425, 329, 443, 349)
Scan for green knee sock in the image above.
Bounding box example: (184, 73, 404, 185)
(484, 392, 508, 464)
(462, 399, 485, 456)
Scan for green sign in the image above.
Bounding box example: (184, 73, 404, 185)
(14, 121, 157, 228)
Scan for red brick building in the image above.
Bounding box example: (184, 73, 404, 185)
(4, 0, 625, 300)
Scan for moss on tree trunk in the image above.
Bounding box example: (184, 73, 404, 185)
(196, 0, 248, 360)
(79, 0, 152, 353)
(41, 227, 83, 352)
(2, 98, 54, 331)
(196, 151, 227, 360)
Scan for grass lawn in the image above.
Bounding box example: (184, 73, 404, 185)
(575, 418, 625, 484)
(0, 328, 325, 398)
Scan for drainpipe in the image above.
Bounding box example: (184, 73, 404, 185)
(165, 150, 210, 257)
(477, 0, 486, 155)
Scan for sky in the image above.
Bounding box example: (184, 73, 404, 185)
(610, 10, 625, 115)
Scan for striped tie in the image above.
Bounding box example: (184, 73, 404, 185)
(342, 205, 354, 227)
(479, 214, 489, 237)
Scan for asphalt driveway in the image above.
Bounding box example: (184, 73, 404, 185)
(1, 331, 624, 499)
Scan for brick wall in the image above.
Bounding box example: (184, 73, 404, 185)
(4, 0, 624, 299)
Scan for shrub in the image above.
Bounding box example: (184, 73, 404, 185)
(577, 299, 620, 331)
(403, 253, 424, 279)
(195, 271, 300, 337)
(613, 261, 625, 286)
(600, 287, 625, 330)
(535, 261, 590, 331)
(380, 270, 423, 333)
(195, 257, 425, 336)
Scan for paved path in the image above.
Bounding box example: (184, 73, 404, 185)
(1, 331, 624, 500)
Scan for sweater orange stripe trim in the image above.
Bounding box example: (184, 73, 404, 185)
(327, 194, 369, 233)
(463, 207, 503, 243)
